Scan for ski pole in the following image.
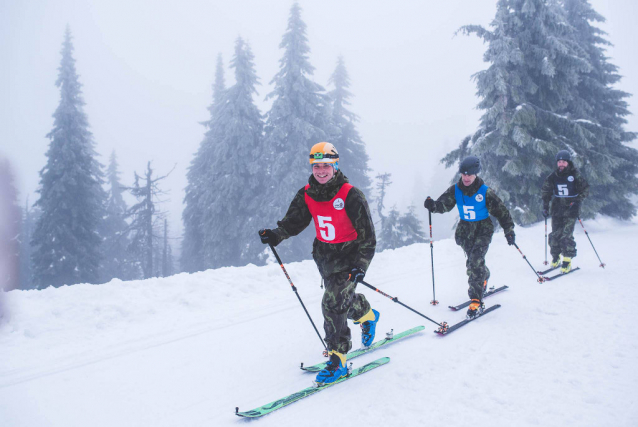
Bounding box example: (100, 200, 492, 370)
(577, 218, 606, 268)
(543, 216, 549, 265)
(426, 198, 438, 305)
(262, 234, 327, 353)
(512, 243, 545, 283)
(360, 280, 444, 328)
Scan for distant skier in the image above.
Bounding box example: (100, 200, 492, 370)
(541, 150, 589, 273)
(259, 142, 378, 385)
(424, 156, 515, 319)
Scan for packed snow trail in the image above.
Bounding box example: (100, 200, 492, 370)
(1, 217, 637, 426)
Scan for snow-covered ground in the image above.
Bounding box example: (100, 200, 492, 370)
(1, 216, 637, 426)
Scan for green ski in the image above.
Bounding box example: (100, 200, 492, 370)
(235, 357, 390, 418)
(300, 325, 424, 372)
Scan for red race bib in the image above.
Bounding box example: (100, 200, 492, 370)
(304, 183, 358, 243)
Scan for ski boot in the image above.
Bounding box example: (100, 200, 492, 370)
(315, 351, 348, 385)
(551, 255, 561, 269)
(561, 257, 572, 273)
(355, 308, 380, 347)
(482, 279, 488, 298)
(466, 299, 485, 320)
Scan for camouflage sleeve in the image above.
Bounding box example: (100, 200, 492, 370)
(273, 187, 312, 241)
(541, 175, 553, 208)
(486, 188, 515, 234)
(575, 172, 589, 202)
(433, 185, 457, 213)
(345, 188, 376, 271)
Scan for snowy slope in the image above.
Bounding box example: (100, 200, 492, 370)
(1, 216, 637, 427)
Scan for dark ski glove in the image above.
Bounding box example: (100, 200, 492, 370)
(505, 231, 516, 246)
(423, 197, 436, 212)
(349, 266, 366, 283)
(259, 229, 280, 246)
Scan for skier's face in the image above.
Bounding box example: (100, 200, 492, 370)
(312, 163, 335, 184)
(557, 160, 568, 172)
(461, 173, 476, 187)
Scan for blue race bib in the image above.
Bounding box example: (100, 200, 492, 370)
(455, 184, 489, 222)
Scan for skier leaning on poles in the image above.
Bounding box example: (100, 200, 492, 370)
(258, 142, 379, 385)
(541, 150, 590, 274)
(424, 156, 515, 319)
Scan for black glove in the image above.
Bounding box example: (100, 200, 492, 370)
(424, 197, 436, 212)
(505, 231, 516, 246)
(349, 266, 365, 283)
(259, 229, 279, 246)
(542, 208, 549, 218)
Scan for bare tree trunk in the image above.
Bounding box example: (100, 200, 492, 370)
(144, 163, 153, 279)
(162, 219, 168, 277)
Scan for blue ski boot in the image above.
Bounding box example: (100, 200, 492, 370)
(355, 309, 380, 347)
(315, 351, 348, 385)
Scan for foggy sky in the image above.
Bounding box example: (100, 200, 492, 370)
(2, 0, 637, 248)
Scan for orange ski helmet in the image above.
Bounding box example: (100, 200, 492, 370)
(309, 142, 339, 170)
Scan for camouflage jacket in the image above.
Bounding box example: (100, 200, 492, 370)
(431, 177, 515, 239)
(541, 164, 589, 217)
(273, 171, 376, 278)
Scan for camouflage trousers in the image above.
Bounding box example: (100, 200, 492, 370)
(549, 215, 577, 259)
(457, 231, 492, 302)
(321, 271, 371, 354)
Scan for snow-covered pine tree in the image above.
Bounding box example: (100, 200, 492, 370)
(161, 219, 174, 277)
(19, 198, 37, 290)
(127, 168, 153, 279)
(379, 205, 402, 251)
(196, 37, 264, 268)
(328, 56, 371, 196)
(32, 28, 106, 288)
(372, 172, 425, 250)
(149, 219, 174, 278)
(99, 151, 137, 282)
(0, 158, 20, 291)
(398, 205, 427, 246)
(562, 0, 638, 219)
(374, 173, 398, 251)
(260, 2, 337, 262)
(126, 162, 170, 279)
(442, 0, 595, 225)
(165, 244, 174, 277)
(210, 53, 227, 119)
(152, 221, 164, 278)
(182, 54, 226, 273)
(374, 173, 392, 231)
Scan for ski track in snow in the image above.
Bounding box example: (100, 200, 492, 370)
(1, 216, 637, 426)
